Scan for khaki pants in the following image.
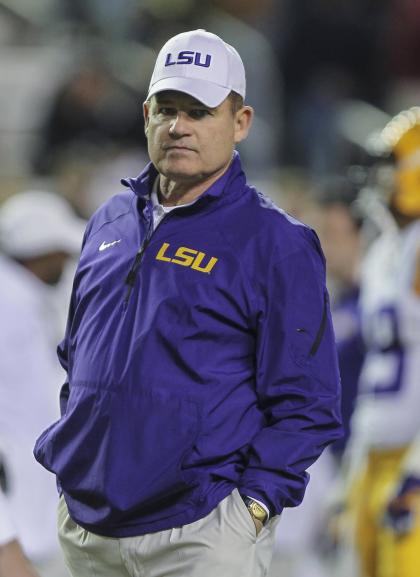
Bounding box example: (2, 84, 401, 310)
(58, 489, 279, 577)
(34, 551, 71, 577)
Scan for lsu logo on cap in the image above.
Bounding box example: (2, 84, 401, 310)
(165, 51, 212, 68)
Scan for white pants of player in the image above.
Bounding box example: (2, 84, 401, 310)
(58, 489, 279, 577)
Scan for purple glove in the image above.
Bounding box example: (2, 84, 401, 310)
(383, 475, 420, 535)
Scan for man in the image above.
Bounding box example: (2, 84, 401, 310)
(34, 29, 342, 577)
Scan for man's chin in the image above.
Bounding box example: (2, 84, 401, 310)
(158, 161, 204, 183)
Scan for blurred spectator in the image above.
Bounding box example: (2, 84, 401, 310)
(33, 56, 145, 176)
(0, 190, 85, 577)
(312, 174, 365, 458)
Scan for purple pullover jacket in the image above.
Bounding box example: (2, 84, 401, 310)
(34, 152, 342, 537)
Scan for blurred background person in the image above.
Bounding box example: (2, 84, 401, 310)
(334, 108, 420, 577)
(0, 190, 85, 577)
(312, 174, 366, 461)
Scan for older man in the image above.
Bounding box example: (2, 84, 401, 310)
(34, 29, 342, 577)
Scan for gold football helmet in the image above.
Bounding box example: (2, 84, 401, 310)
(377, 107, 420, 218)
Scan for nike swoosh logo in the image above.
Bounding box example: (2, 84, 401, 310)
(99, 240, 121, 252)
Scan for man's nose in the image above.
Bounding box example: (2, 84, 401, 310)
(168, 112, 191, 137)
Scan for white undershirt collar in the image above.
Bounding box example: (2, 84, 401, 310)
(150, 177, 197, 229)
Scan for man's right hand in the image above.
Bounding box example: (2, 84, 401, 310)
(250, 515, 264, 536)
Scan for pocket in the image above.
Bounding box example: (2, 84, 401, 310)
(35, 382, 200, 522)
(105, 387, 201, 511)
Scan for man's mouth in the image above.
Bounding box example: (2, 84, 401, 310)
(163, 144, 196, 152)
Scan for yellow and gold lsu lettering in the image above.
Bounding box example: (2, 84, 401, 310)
(156, 242, 218, 274)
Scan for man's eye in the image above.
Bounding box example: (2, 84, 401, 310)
(189, 109, 211, 119)
(158, 107, 176, 116)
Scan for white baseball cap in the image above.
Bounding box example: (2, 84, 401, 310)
(0, 190, 86, 259)
(147, 29, 246, 108)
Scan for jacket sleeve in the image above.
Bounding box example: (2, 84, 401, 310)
(238, 228, 342, 515)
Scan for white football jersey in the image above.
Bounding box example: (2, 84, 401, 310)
(351, 219, 420, 449)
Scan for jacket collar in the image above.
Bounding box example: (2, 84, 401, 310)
(121, 151, 246, 206)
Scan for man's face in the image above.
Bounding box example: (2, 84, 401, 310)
(143, 91, 252, 184)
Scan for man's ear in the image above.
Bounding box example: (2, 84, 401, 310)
(143, 101, 150, 136)
(234, 106, 254, 144)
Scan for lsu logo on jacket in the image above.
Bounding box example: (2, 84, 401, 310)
(156, 242, 218, 274)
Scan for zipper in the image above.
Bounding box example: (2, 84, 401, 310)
(309, 292, 328, 356)
(122, 192, 206, 309)
(122, 211, 170, 308)
(123, 239, 150, 307)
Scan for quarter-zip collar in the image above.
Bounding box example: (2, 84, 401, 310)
(120, 151, 246, 209)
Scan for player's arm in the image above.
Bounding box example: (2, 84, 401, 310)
(384, 433, 420, 535)
(0, 490, 39, 577)
(0, 540, 40, 577)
